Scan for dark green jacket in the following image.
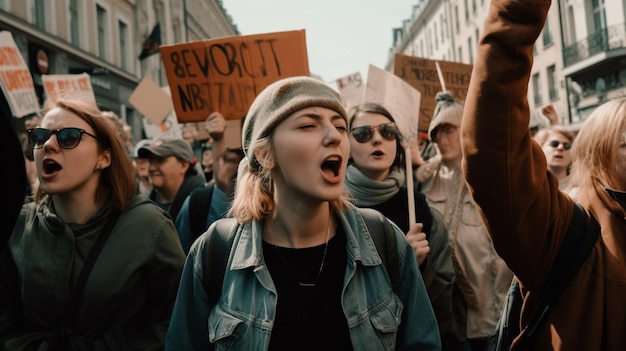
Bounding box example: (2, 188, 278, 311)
(1, 195, 185, 350)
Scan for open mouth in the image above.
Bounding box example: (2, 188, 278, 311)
(372, 150, 384, 156)
(321, 157, 341, 177)
(42, 159, 62, 174)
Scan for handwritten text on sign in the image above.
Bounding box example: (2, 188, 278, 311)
(394, 54, 473, 132)
(0, 31, 39, 117)
(160, 30, 309, 123)
(42, 73, 97, 106)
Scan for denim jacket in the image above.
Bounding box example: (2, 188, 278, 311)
(166, 204, 440, 350)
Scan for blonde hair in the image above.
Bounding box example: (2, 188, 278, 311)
(533, 125, 576, 146)
(534, 125, 577, 175)
(229, 136, 352, 223)
(570, 97, 626, 212)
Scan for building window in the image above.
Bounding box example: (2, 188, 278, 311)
(475, 28, 480, 47)
(173, 20, 181, 44)
(96, 4, 107, 60)
(567, 6, 577, 44)
(434, 23, 439, 50)
(458, 46, 463, 62)
(69, 0, 80, 46)
(472, 0, 477, 14)
(454, 6, 460, 34)
(33, 0, 46, 29)
(532, 73, 542, 105)
(426, 28, 431, 56)
(440, 14, 446, 41)
(542, 17, 553, 47)
(119, 20, 128, 70)
(592, 0, 607, 31)
(547, 65, 558, 100)
(468, 37, 473, 63)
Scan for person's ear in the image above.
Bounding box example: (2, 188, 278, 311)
(96, 149, 112, 171)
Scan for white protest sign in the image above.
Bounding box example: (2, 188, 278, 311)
(364, 64, 421, 142)
(142, 110, 183, 140)
(335, 71, 364, 110)
(0, 31, 40, 117)
(42, 73, 97, 106)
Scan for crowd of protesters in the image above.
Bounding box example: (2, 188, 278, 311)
(2, 0, 626, 349)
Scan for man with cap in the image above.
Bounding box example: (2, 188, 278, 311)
(138, 137, 206, 221)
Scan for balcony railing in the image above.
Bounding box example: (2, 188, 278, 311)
(563, 23, 626, 67)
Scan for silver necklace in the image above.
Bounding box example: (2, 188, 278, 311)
(273, 223, 331, 287)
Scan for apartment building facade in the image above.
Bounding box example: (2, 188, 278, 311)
(0, 0, 236, 142)
(387, 0, 625, 130)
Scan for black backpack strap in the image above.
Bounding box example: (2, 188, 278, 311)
(518, 203, 600, 345)
(357, 207, 399, 291)
(189, 186, 214, 240)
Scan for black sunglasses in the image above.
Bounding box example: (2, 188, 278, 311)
(547, 140, 572, 150)
(350, 123, 399, 143)
(27, 127, 100, 149)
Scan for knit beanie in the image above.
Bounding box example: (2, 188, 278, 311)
(242, 76, 347, 171)
(428, 91, 464, 141)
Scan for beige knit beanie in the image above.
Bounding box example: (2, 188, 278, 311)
(428, 91, 464, 141)
(242, 76, 347, 171)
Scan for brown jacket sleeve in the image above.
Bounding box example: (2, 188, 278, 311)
(460, 0, 574, 292)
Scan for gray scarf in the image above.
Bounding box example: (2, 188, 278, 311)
(344, 164, 405, 206)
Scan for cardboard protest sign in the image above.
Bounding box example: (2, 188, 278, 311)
(42, 73, 97, 106)
(364, 64, 421, 143)
(393, 54, 472, 132)
(0, 31, 40, 117)
(160, 30, 309, 123)
(129, 76, 173, 125)
(335, 71, 364, 110)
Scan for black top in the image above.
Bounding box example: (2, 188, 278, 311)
(263, 227, 353, 351)
(370, 188, 433, 239)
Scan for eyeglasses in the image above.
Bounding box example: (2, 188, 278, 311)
(27, 127, 100, 149)
(350, 123, 399, 143)
(547, 140, 572, 150)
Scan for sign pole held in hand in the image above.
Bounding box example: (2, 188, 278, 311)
(435, 61, 447, 92)
(404, 144, 416, 226)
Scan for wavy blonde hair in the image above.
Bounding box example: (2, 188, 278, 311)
(570, 97, 626, 213)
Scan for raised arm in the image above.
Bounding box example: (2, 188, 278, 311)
(460, 0, 574, 283)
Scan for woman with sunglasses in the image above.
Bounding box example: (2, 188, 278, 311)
(533, 125, 577, 193)
(166, 76, 441, 350)
(1, 98, 186, 350)
(345, 102, 455, 349)
(346, 103, 434, 256)
(416, 92, 513, 351)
